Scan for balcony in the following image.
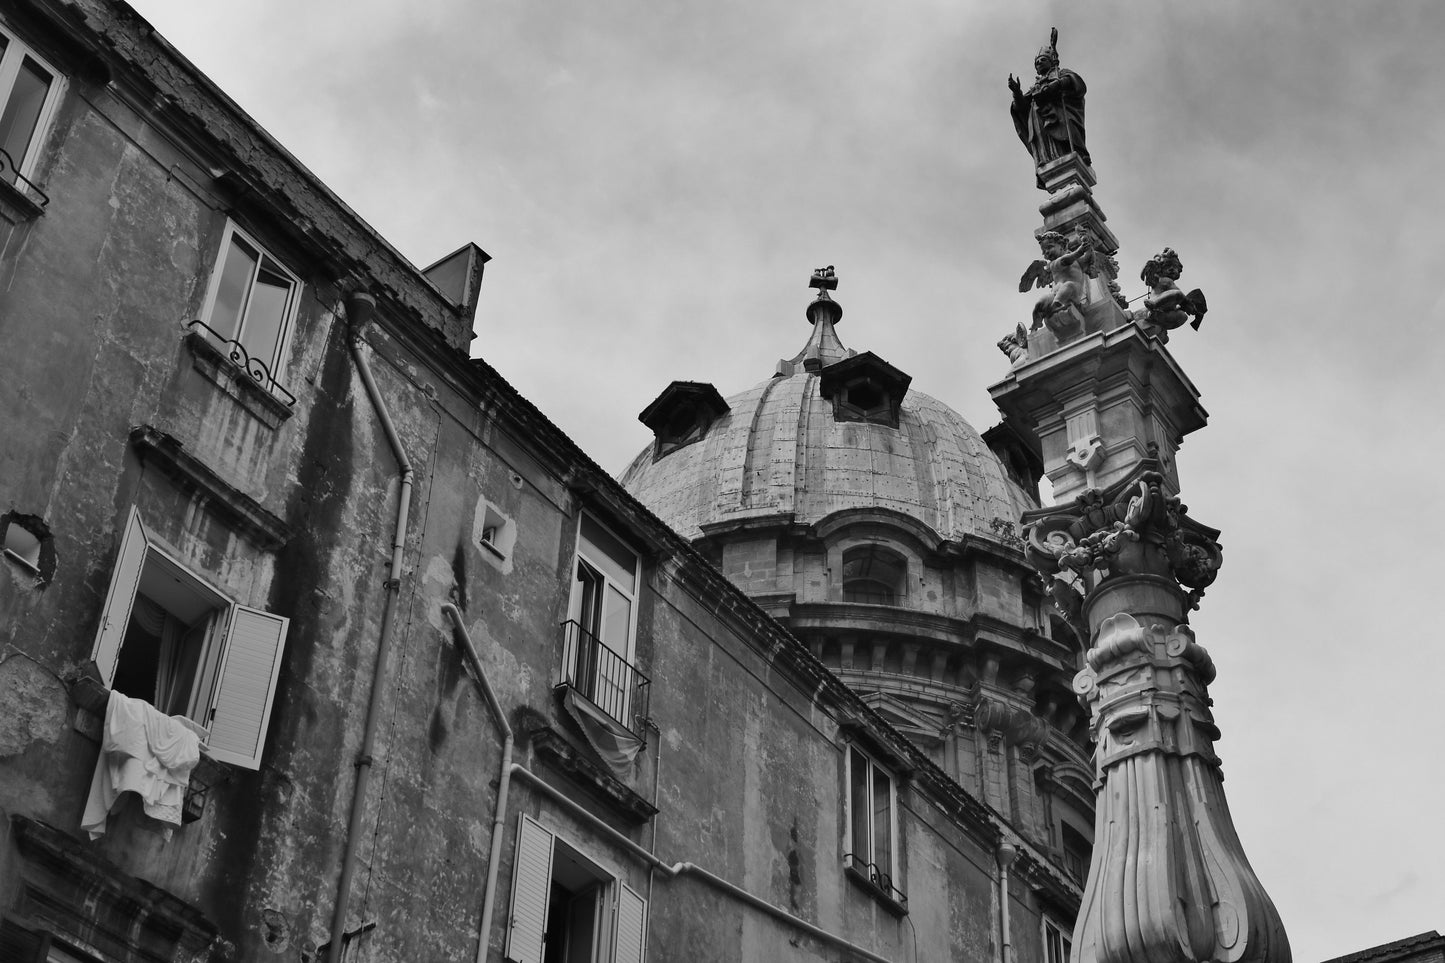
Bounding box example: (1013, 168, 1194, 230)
(557, 620, 650, 736)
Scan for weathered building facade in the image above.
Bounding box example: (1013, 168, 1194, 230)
(0, 3, 1084, 962)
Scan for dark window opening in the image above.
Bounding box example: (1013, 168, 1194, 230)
(1061, 822, 1091, 885)
(842, 545, 907, 605)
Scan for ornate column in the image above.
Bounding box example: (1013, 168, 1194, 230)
(1023, 472, 1289, 963)
(992, 28, 1290, 963)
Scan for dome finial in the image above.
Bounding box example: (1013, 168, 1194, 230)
(806, 265, 843, 326)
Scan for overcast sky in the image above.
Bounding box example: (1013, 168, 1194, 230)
(126, 1, 1443, 958)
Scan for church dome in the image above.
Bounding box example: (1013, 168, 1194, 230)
(620, 293, 1038, 546)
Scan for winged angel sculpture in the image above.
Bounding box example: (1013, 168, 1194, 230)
(1018, 230, 1096, 336)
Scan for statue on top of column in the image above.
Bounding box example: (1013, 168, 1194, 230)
(1008, 28, 1090, 188)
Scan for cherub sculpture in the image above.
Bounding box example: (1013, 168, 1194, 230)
(1019, 230, 1094, 334)
(1131, 248, 1207, 331)
(996, 323, 1028, 364)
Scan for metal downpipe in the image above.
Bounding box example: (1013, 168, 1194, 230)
(998, 841, 1019, 963)
(328, 293, 414, 963)
(440, 602, 515, 963)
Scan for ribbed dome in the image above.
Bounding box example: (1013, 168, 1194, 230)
(620, 367, 1037, 545)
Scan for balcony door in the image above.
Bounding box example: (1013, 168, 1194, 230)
(566, 514, 639, 723)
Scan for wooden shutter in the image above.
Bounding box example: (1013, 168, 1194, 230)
(91, 507, 149, 686)
(0, 917, 51, 963)
(613, 882, 647, 963)
(505, 815, 554, 963)
(204, 604, 289, 769)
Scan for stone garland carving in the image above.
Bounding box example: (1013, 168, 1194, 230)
(1069, 613, 1290, 963)
(1025, 471, 1223, 633)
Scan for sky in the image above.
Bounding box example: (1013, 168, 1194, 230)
(125, 1, 1444, 958)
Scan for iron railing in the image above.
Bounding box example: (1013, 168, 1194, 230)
(0, 147, 50, 210)
(844, 853, 908, 908)
(557, 620, 651, 735)
(188, 319, 297, 407)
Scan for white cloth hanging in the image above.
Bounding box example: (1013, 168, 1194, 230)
(81, 690, 204, 839)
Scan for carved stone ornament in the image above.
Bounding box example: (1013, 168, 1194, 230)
(1024, 468, 1222, 626)
(1128, 247, 1209, 334)
(1070, 613, 1290, 963)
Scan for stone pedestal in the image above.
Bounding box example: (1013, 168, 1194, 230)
(989, 324, 1206, 504)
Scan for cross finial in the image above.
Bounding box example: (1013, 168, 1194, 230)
(809, 265, 838, 297)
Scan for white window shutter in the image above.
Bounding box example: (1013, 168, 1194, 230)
(506, 815, 554, 963)
(91, 507, 149, 686)
(204, 604, 289, 769)
(614, 881, 647, 963)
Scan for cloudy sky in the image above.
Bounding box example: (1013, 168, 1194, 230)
(127, 0, 1443, 957)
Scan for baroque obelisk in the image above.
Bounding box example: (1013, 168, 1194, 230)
(991, 28, 1291, 963)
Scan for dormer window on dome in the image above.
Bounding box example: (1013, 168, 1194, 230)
(819, 352, 911, 429)
(638, 381, 730, 459)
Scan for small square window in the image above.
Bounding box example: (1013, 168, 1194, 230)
(194, 222, 301, 402)
(0, 20, 64, 201)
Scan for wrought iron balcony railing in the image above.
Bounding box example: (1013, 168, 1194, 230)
(0, 147, 50, 210)
(557, 620, 650, 735)
(188, 320, 297, 407)
(844, 853, 909, 909)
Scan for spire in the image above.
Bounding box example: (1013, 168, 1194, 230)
(778, 266, 850, 375)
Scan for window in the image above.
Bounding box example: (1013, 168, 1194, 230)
(1044, 916, 1073, 963)
(1060, 822, 1091, 885)
(844, 745, 905, 907)
(477, 499, 516, 561)
(90, 508, 290, 770)
(196, 222, 301, 398)
(0, 21, 63, 194)
(562, 514, 643, 728)
(506, 815, 647, 963)
(841, 544, 907, 605)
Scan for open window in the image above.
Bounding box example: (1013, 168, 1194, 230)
(506, 815, 647, 963)
(194, 221, 301, 402)
(841, 544, 907, 605)
(561, 514, 646, 731)
(818, 352, 911, 428)
(0, 19, 64, 202)
(843, 744, 906, 910)
(90, 508, 289, 770)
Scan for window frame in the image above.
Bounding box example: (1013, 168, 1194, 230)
(89, 507, 290, 770)
(1043, 914, 1073, 963)
(564, 512, 643, 722)
(196, 221, 302, 398)
(843, 743, 904, 906)
(0, 19, 65, 190)
(505, 814, 648, 963)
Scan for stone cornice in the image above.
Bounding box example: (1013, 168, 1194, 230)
(130, 425, 293, 550)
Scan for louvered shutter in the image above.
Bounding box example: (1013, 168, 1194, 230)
(204, 604, 289, 769)
(92, 507, 149, 686)
(0, 917, 51, 963)
(505, 814, 554, 963)
(613, 882, 647, 963)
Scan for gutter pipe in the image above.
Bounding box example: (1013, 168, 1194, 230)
(328, 293, 414, 963)
(440, 602, 515, 963)
(997, 841, 1019, 963)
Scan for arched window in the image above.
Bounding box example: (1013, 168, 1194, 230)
(842, 545, 907, 605)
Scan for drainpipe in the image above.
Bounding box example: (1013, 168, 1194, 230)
(997, 841, 1018, 963)
(328, 292, 414, 963)
(440, 603, 515, 963)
